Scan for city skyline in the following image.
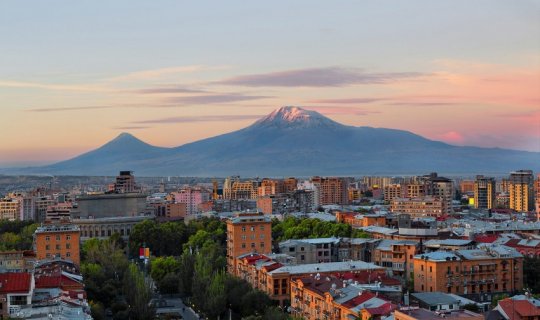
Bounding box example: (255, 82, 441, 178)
(1, 1, 539, 166)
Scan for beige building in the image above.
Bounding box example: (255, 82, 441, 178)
(0, 197, 21, 220)
(391, 197, 445, 218)
(384, 184, 402, 202)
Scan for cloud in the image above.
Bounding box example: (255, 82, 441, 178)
(134, 114, 262, 124)
(112, 126, 150, 130)
(135, 86, 207, 94)
(0, 80, 109, 92)
(26, 106, 112, 112)
(214, 67, 424, 87)
(438, 131, 465, 144)
(106, 65, 227, 82)
(164, 94, 270, 104)
(307, 98, 387, 104)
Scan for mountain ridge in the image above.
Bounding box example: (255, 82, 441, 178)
(2, 107, 539, 176)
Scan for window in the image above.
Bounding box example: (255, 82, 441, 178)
(301, 247, 305, 251)
(242, 226, 246, 232)
(45, 236, 50, 241)
(421, 265, 424, 271)
(251, 243, 255, 248)
(45, 245, 50, 250)
(250, 226, 255, 231)
(66, 244, 71, 249)
(429, 266, 432, 272)
(66, 235, 71, 240)
(447, 286, 452, 293)
(46, 253, 51, 258)
(260, 242, 265, 248)
(456, 266, 459, 272)
(260, 225, 265, 230)
(241, 243, 246, 248)
(301, 255, 305, 261)
(289, 247, 295, 252)
(66, 252, 71, 257)
(260, 234, 265, 239)
(56, 245, 61, 250)
(56, 235, 60, 241)
(242, 235, 246, 240)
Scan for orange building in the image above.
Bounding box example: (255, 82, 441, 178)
(34, 222, 81, 266)
(373, 240, 418, 278)
(235, 253, 385, 306)
(290, 275, 396, 320)
(257, 196, 273, 214)
(259, 178, 284, 196)
(336, 211, 387, 228)
(413, 246, 523, 301)
(311, 177, 350, 205)
(226, 212, 272, 274)
(283, 177, 298, 193)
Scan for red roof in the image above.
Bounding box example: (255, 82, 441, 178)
(499, 299, 540, 320)
(364, 302, 396, 315)
(341, 291, 377, 308)
(35, 274, 82, 290)
(475, 234, 499, 243)
(0, 273, 32, 294)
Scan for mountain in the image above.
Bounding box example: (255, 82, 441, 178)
(3, 106, 539, 176)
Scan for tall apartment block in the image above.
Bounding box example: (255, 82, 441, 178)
(226, 212, 272, 275)
(474, 175, 496, 209)
(310, 176, 349, 205)
(508, 170, 534, 212)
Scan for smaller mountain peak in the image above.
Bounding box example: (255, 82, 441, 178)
(115, 132, 135, 140)
(252, 106, 341, 129)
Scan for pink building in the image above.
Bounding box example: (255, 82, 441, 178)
(171, 187, 211, 215)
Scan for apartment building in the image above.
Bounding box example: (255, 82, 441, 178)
(509, 170, 534, 212)
(34, 222, 81, 266)
(391, 197, 445, 218)
(226, 212, 272, 274)
(413, 245, 523, 302)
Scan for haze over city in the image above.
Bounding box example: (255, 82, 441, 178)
(1, 1, 539, 167)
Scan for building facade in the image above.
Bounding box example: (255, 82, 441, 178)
(474, 176, 496, 210)
(226, 212, 272, 274)
(509, 170, 534, 212)
(34, 223, 81, 266)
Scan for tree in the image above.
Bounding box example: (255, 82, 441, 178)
(124, 264, 155, 320)
(206, 270, 227, 319)
(523, 257, 540, 293)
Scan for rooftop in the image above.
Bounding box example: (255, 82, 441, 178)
(411, 292, 459, 306)
(269, 260, 381, 275)
(0, 272, 32, 294)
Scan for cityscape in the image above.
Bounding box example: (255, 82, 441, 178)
(1, 1, 540, 320)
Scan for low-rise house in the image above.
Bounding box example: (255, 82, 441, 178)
(0, 272, 33, 318)
(291, 274, 396, 320)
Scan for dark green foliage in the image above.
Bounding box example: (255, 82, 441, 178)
(0, 221, 38, 251)
(524, 256, 540, 294)
(272, 216, 366, 242)
(124, 264, 155, 320)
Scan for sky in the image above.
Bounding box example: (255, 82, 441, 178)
(1, 1, 539, 166)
